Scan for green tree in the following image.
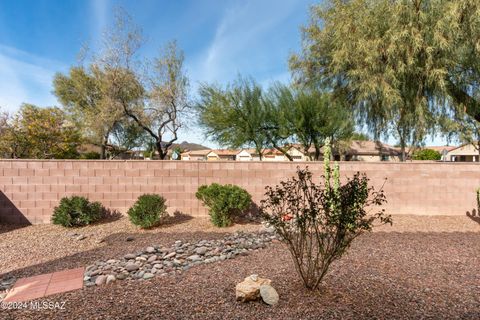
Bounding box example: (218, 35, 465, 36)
(351, 132, 370, 141)
(290, 0, 480, 161)
(0, 104, 81, 159)
(55, 10, 189, 160)
(53, 66, 142, 159)
(264, 85, 354, 160)
(411, 148, 442, 160)
(196, 77, 268, 159)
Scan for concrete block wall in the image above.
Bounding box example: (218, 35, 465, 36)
(0, 160, 478, 224)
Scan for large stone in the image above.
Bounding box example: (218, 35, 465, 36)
(124, 254, 136, 260)
(164, 252, 176, 259)
(147, 255, 158, 263)
(143, 273, 154, 280)
(260, 285, 279, 305)
(146, 247, 156, 253)
(235, 275, 272, 302)
(116, 273, 128, 280)
(95, 275, 107, 286)
(106, 275, 116, 285)
(187, 254, 201, 262)
(125, 263, 140, 272)
(195, 247, 208, 255)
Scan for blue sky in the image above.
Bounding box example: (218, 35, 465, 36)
(0, 0, 314, 147)
(0, 0, 448, 147)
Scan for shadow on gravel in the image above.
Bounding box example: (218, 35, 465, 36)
(162, 211, 193, 226)
(0, 230, 234, 280)
(0, 223, 30, 236)
(466, 209, 480, 225)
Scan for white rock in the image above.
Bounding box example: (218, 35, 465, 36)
(95, 275, 107, 286)
(236, 275, 272, 302)
(164, 252, 176, 259)
(260, 285, 279, 305)
(106, 275, 116, 285)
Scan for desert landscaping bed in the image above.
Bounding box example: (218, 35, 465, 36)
(1, 215, 479, 319)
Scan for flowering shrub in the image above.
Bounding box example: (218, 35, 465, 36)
(260, 139, 391, 290)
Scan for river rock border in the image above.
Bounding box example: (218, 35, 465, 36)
(84, 231, 277, 287)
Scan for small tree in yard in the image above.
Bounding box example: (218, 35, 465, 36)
(411, 149, 442, 161)
(260, 139, 392, 290)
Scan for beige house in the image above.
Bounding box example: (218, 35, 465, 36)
(235, 149, 262, 161)
(286, 145, 310, 161)
(180, 149, 211, 161)
(179, 141, 403, 162)
(330, 140, 401, 162)
(446, 144, 480, 162)
(205, 149, 238, 161)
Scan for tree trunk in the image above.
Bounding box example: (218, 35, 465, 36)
(400, 143, 406, 162)
(156, 141, 168, 160)
(100, 136, 108, 160)
(314, 144, 321, 161)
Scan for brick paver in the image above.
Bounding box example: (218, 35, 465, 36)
(3, 267, 84, 303)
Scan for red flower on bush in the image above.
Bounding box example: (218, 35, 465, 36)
(282, 213, 293, 221)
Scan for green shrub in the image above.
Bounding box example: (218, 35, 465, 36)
(196, 183, 252, 227)
(260, 138, 392, 290)
(52, 196, 103, 227)
(128, 194, 167, 228)
(411, 149, 441, 160)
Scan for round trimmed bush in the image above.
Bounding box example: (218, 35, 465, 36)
(195, 183, 252, 227)
(52, 196, 103, 227)
(128, 194, 167, 228)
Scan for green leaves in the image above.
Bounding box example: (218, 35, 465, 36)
(52, 196, 103, 228)
(196, 183, 252, 227)
(291, 0, 480, 158)
(0, 104, 82, 159)
(196, 77, 268, 158)
(260, 144, 390, 289)
(411, 148, 441, 160)
(196, 78, 354, 161)
(127, 194, 168, 229)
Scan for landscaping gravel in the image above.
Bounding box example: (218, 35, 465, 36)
(0, 215, 262, 276)
(82, 231, 276, 287)
(1, 215, 479, 319)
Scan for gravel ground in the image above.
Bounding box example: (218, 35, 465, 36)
(1, 215, 479, 319)
(0, 214, 262, 276)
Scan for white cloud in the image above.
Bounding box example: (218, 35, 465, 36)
(90, 0, 109, 50)
(188, 0, 299, 87)
(0, 45, 64, 112)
